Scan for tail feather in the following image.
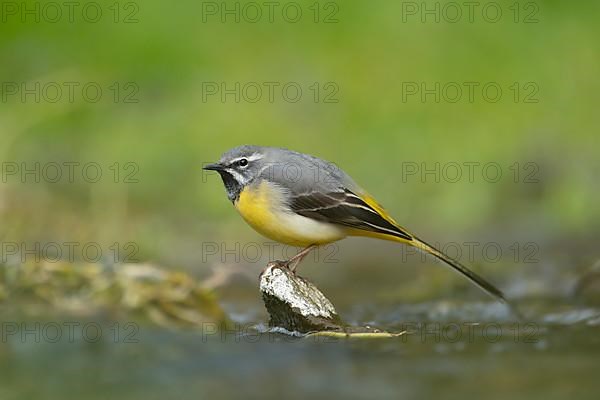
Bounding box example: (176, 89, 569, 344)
(410, 236, 507, 303)
(341, 190, 509, 305)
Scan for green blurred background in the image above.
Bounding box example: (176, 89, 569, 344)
(1, 1, 600, 398)
(1, 0, 598, 287)
(2, 0, 598, 262)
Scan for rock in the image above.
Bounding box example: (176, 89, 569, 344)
(259, 261, 344, 333)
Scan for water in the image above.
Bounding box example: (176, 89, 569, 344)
(1, 299, 598, 400)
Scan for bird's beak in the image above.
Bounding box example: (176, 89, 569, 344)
(203, 162, 224, 171)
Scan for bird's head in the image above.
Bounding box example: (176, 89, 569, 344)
(203, 145, 269, 202)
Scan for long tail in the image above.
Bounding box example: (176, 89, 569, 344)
(337, 190, 508, 304)
(410, 236, 506, 303)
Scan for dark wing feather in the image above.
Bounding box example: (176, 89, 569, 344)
(289, 189, 412, 241)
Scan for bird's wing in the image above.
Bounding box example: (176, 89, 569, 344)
(272, 155, 508, 305)
(289, 188, 507, 303)
(288, 188, 413, 241)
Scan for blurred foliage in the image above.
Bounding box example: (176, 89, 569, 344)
(0, 261, 229, 328)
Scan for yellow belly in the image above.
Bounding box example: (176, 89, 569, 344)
(235, 181, 346, 247)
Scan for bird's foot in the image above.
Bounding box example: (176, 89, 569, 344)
(269, 259, 300, 274)
(260, 260, 289, 279)
(280, 259, 297, 274)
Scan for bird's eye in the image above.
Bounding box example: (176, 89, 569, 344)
(238, 158, 249, 168)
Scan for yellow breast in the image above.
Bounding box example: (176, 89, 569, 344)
(235, 181, 346, 247)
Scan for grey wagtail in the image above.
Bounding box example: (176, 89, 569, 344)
(204, 145, 506, 303)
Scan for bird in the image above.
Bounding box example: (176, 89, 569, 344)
(204, 145, 506, 304)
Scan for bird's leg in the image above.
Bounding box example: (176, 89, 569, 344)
(286, 244, 318, 273)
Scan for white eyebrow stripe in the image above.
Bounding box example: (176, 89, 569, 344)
(247, 153, 264, 161)
(230, 153, 263, 164)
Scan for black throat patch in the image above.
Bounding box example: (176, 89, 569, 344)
(217, 170, 242, 203)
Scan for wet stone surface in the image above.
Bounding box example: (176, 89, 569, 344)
(259, 262, 345, 333)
